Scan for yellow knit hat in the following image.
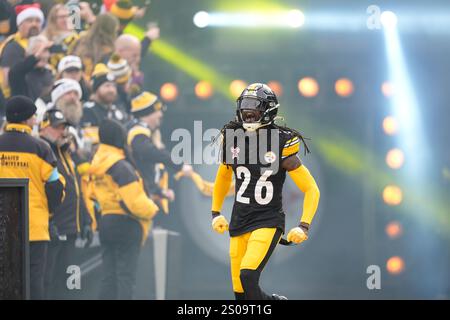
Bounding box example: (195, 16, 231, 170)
(110, 0, 137, 22)
(131, 91, 166, 118)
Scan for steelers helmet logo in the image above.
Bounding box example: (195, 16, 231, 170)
(264, 151, 277, 163)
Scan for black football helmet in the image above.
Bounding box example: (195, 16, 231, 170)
(236, 83, 279, 131)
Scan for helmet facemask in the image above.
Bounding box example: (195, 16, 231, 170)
(237, 96, 278, 132)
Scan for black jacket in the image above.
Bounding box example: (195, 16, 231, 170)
(126, 120, 182, 196)
(42, 137, 92, 236)
(0, 88, 5, 120)
(81, 100, 128, 127)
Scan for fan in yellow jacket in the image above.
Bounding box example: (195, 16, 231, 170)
(89, 118, 159, 300)
(0, 96, 65, 300)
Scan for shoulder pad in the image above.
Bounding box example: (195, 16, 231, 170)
(281, 129, 300, 159)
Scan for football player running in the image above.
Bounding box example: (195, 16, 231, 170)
(211, 83, 320, 300)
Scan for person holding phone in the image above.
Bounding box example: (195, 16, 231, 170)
(8, 35, 54, 101)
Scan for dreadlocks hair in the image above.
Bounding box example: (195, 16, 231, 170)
(272, 122, 311, 156)
(211, 120, 243, 146)
(219, 120, 243, 134)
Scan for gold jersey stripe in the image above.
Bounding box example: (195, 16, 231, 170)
(282, 141, 300, 158)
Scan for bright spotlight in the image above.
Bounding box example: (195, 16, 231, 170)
(335, 78, 354, 97)
(386, 148, 405, 169)
(386, 221, 403, 239)
(298, 77, 319, 98)
(381, 81, 395, 97)
(192, 10, 305, 29)
(383, 116, 398, 136)
(267, 81, 283, 97)
(287, 9, 305, 28)
(160, 82, 178, 102)
(386, 256, 405, 275)
(383, 185, 403, 206)
(194, 11, 210, 28)
(383, 9, 428, 180)
(229, 80, 248, 98)
(195, 81, 213, 100)
(381, 11, 398, 29)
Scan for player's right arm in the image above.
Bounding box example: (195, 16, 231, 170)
(281, 136, 320, 244)
(211, 163, 233, 234)
(284, 157, 320, 244)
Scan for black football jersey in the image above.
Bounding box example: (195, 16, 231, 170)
(221, 125, 301, 236)
(80, 101, 129, 144)
(81, 101, 128, 128)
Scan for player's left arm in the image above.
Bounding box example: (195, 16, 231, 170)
(282, 153, 320, 244)
(211, 163, 233, 234)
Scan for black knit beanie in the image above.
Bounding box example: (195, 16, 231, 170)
(99, 118, 126, 149)
(6, 95, 37, 123)
(92, 73, 115, 93)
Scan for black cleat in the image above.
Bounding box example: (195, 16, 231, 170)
(272, 293, 288, 300)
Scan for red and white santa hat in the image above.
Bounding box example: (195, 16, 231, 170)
(15, 3, 45, 27)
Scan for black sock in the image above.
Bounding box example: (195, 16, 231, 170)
(234, 292, 245, 300)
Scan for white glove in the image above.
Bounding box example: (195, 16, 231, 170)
(181, 164, 193, 177)
(212, 215, 229, 234)
(286, 227, 308, 244)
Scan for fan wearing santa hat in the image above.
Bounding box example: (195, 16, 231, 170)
(0, 2, 45, 98)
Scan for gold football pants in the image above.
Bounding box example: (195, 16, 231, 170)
(229, 227, 282, 300)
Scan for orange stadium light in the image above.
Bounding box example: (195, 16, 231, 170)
(383, 185, 403, 206)
(381, 81, 395, 98)
(298, 77, 319, 98)
(267, 81, 283, 97)
(160, 82, 178, 102)
(335, 78, 354, 97)
(383, 116, 398, 136)
(386, 148, 405, 169)
(386, 256, 405, 275)
(229, 80, 248, 98)
(195, 81, 213, 100)
(385, 221, 403, 239)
